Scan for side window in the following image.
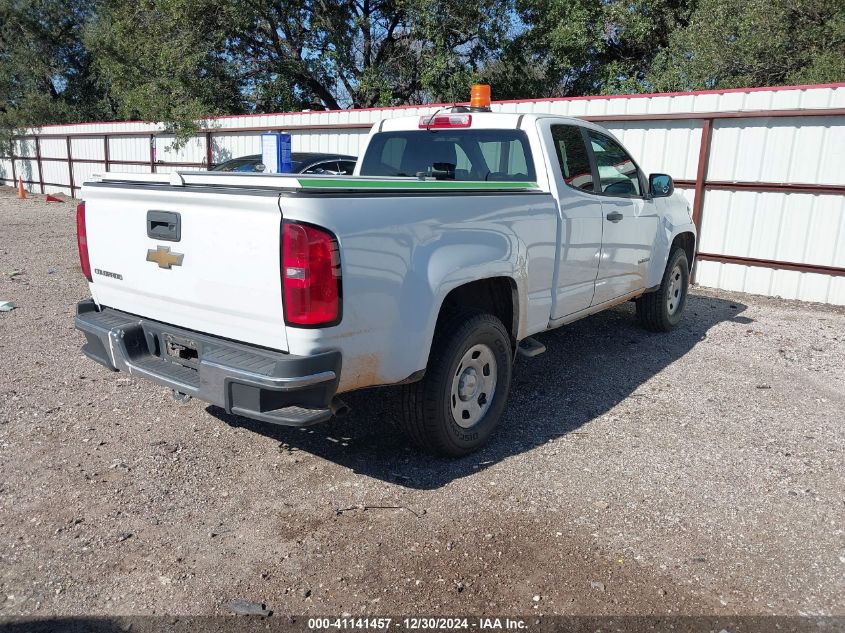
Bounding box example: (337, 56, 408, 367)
(551, 125, 595, 192)
(587, 131, 641, 197)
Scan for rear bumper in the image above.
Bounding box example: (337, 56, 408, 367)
(74, 299, 340, 426)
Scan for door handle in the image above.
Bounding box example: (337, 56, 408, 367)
(147, 210, 181, 242)
(606, 211, 624, 223)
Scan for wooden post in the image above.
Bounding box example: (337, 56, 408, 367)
(9, 137, 16, 188)
(205, 131, 213, 169)
(35, 136, 45, 194)
(103, 135, 110, 171)
(690, 118, 713, 283)
(66, 136, 76, 198)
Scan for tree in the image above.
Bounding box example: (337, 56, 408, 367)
(87, 0, 510, 140)
(86, 0, 246, 139)
(647, 0, 845, 90)
(0, 0, 113, 148)
(220, 0, 510, 108)
(484, 0, 697, 98)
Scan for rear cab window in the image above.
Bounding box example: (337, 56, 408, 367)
(360, 130, 536, 182)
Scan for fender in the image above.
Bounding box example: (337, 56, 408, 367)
(646, 193, 697, 289)
(406, 228, 529, 378)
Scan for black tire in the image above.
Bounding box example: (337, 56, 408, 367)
(636, 248, 689, 332)
(401, 309, 513, 457)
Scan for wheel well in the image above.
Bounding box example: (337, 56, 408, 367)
(672, 232, 696, 271)
(439, 277, 518, 345)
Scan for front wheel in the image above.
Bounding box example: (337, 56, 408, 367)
(401, 309, 513, 457)
(636, 248, 690, 332)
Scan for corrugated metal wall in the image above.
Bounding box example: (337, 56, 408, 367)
(2, 83, 844, 305)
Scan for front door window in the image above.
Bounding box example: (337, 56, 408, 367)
(588, 131, 642, 197)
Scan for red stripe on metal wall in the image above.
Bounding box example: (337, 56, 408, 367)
(672, 180, 844, 195)
(581, 107, 845, 122)
(696, 253, 845, 277)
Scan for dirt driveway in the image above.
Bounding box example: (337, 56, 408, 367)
(1, 192, 843, 619)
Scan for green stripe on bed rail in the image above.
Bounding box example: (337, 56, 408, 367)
(296, 178, 540, 191)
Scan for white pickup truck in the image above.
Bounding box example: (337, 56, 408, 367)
(75, 107, 696, 456)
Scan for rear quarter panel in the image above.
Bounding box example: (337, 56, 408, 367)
(280, 192, 558, 392)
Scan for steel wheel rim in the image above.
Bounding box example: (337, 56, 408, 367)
(667, 264, 684, 315)
(450, 343, 497, 429)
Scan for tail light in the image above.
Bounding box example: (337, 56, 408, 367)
(282, 222, 341, 326)
(419, 113, 472, 129)
(76, 201, 92, 281)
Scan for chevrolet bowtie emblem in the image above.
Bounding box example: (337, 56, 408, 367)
(146, 246, 184, 269)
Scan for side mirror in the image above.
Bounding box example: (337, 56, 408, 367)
(649, 173, 674, 198)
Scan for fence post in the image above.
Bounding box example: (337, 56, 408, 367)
(205, 131, 213, 169)
(103, 135, 110, 171)
(10, 137, 16, 188)
(149, 134, 156, 173)
(35, 136, 45, 194)
(66, 136, 76, 198)
(691, 118, 713, 283)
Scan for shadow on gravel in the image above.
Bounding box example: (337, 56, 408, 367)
(208, 293, 750, 490)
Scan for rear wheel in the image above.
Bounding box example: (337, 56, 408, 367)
(636, 248, 689, 332)
(401, 309, 513, 457)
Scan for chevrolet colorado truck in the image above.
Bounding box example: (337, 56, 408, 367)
(74, 107, 696, 456)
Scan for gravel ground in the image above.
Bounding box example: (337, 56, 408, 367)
(0, 190, 843, 618)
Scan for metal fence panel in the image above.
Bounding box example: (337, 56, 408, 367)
(709, 116, 845, 184)
(602, 121, 702, 180)
(109, 135, 151, 165)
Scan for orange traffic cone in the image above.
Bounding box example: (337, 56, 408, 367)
(17, 177, 25, 199)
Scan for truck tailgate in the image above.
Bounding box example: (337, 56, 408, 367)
(82, 183, 288, 352)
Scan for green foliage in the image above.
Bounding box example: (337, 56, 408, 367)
(647, 0, 845, 90)
(86, 0, 245, 140)
(219, 0, 508, 107)
(486, 0, 697, 98)
(0, 0, 113, 148)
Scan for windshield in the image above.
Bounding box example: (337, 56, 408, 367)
(360, 130, 536, 181)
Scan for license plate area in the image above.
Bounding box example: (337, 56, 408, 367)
(161, 333, 199, 369)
